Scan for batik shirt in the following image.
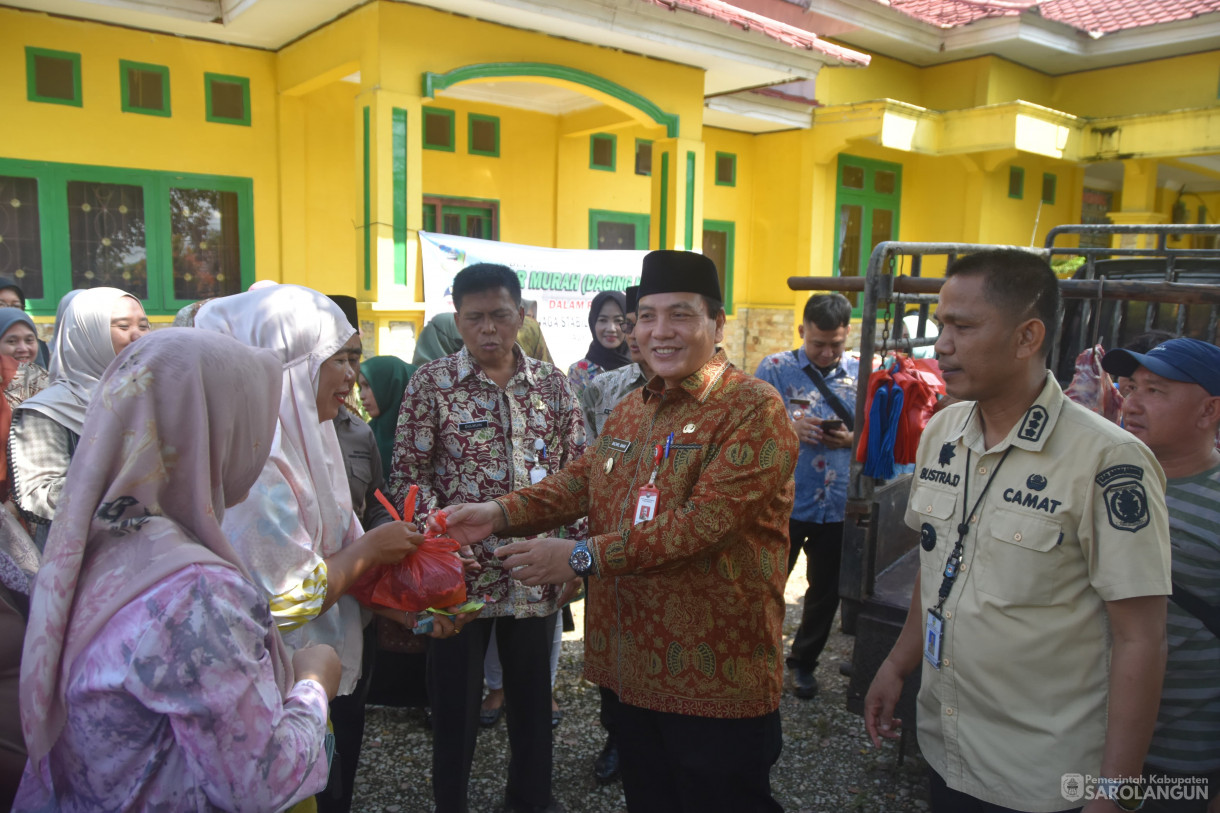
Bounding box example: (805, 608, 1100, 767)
(499, 350, 797, 718)
(580, 362, 649, 439)
(566, 358, 608, 404)
(754, 349, 858, 524)
(389, 346, 586, 619)
(16, 564, 330, 812)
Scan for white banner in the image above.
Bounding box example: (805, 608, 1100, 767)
(419, 231, 647, 372)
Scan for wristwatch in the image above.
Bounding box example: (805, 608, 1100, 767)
(569, 540, 595, 576)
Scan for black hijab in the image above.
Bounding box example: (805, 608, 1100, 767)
(583, 290, 630, 372)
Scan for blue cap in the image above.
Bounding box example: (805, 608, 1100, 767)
(1102, 338, 1220, 396)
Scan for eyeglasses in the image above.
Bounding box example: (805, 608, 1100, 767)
(622, 319, 636, 335)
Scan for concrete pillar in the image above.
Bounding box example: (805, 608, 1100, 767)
(353, 88, 425, 358)
(649, 137, 705, 252)
(1111, 159, 1168, 249)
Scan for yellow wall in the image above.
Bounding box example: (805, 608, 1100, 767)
(555, 121, 657, 249)
(1052, 51, 1220, 118)
(748, 130, 808, 304)
(368, 3, 705, 139)
(418, 97, 565, 249)
(8, 0, 1219, 339)
(702, 127, 756, 303)
(820, 46, 1220, 122)
(301, 82, 359, 294)
(1, 7, 282, 290)
(817, 50, 923, 107)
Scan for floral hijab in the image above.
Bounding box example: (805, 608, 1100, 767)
(196, 285, 364, 691)
(19, 329, 286, 763)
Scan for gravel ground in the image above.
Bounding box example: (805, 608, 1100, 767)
(352, 560, 931, 813)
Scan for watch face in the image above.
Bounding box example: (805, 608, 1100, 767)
(570, 548, 592, 574)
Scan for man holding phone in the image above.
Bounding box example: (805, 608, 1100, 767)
(755, 293, 857, 699)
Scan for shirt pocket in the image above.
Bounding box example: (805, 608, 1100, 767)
(974, 507, 1063, 606)
(909, 484, 958, 567)
(347, 454, 374, 492)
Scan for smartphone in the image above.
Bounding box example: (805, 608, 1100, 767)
(821, 419, 844, 432)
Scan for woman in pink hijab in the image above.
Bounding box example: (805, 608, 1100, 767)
(16, 329, 340, 811)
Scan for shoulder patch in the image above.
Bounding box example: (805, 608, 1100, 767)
(1103, 480, 1150, 533)
(1017, 405, 1049, 442)
(1095, 464, 1144, 487)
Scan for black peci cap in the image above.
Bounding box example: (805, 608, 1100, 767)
(637, 251, 721, 304)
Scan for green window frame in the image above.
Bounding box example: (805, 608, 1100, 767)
(832, 154, 902, 317)
(422, 195, 499, 240)
(25, 47, 82, 107)
(1008, 166, 1025, 200)
(702, 219, 735, 315)
(1041, 172, 1057, 205)
(714, 152, 737, 187)
(422, 107, 456, 152)
(467, 113, 500, 157)
(635, 139, 653, 176)
(0, 157, 254, 316)
(590, 134, 617, 172)
(588, 209, 648, 250)
(204, 73, 251, 126)
(121, 60, 171, 117)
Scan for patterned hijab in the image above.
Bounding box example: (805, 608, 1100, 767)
(583, 290, 630, 372)
(21, 287, 140, 436)
(360, 355, 415, 480)
(195, 284, 358, 589)
(19, 329, 286, 763)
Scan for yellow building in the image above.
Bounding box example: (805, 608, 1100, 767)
(3, 0, 1219, 367)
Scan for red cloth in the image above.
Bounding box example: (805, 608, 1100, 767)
(856, 355, 945, 466)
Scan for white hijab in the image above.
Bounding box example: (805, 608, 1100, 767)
(21, 287, 138, 436)
(195, 285, 365, 693)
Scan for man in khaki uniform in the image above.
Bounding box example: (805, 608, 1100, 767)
(865, 250, 1172, 813)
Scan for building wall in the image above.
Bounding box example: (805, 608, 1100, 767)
(6, 3, 1218, 364)
(1, 6, 282, 316)
(301, 81, 359, 294)
(1051, 51, 1220, 118)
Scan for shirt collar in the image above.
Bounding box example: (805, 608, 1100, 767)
(454, 344, 535, 387)
(951, 371, 1065, 454)
(642, 349, 731, 405)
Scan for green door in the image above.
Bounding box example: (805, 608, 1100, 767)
(832, 155, 901, 309)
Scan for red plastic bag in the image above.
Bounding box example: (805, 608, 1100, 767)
(350, 535, 467, 613)
(349, 496, 468, 613)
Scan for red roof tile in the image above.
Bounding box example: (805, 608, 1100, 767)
(873, 0, 1220, 34)
(1039, 0, 1220, 34)
(638, 0, 871, 64)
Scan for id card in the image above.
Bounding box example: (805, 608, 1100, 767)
(924, 609, 944, 669)
(634, 484, 659, 525)
(530, 465, 547, 484)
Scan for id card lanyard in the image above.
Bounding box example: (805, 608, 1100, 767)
(924, 445, 1013, 669)
(530, 438, 549, 484)
(634, 432, 673, 524)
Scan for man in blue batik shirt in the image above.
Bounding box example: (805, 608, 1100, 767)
(755, 293, 857, 699)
